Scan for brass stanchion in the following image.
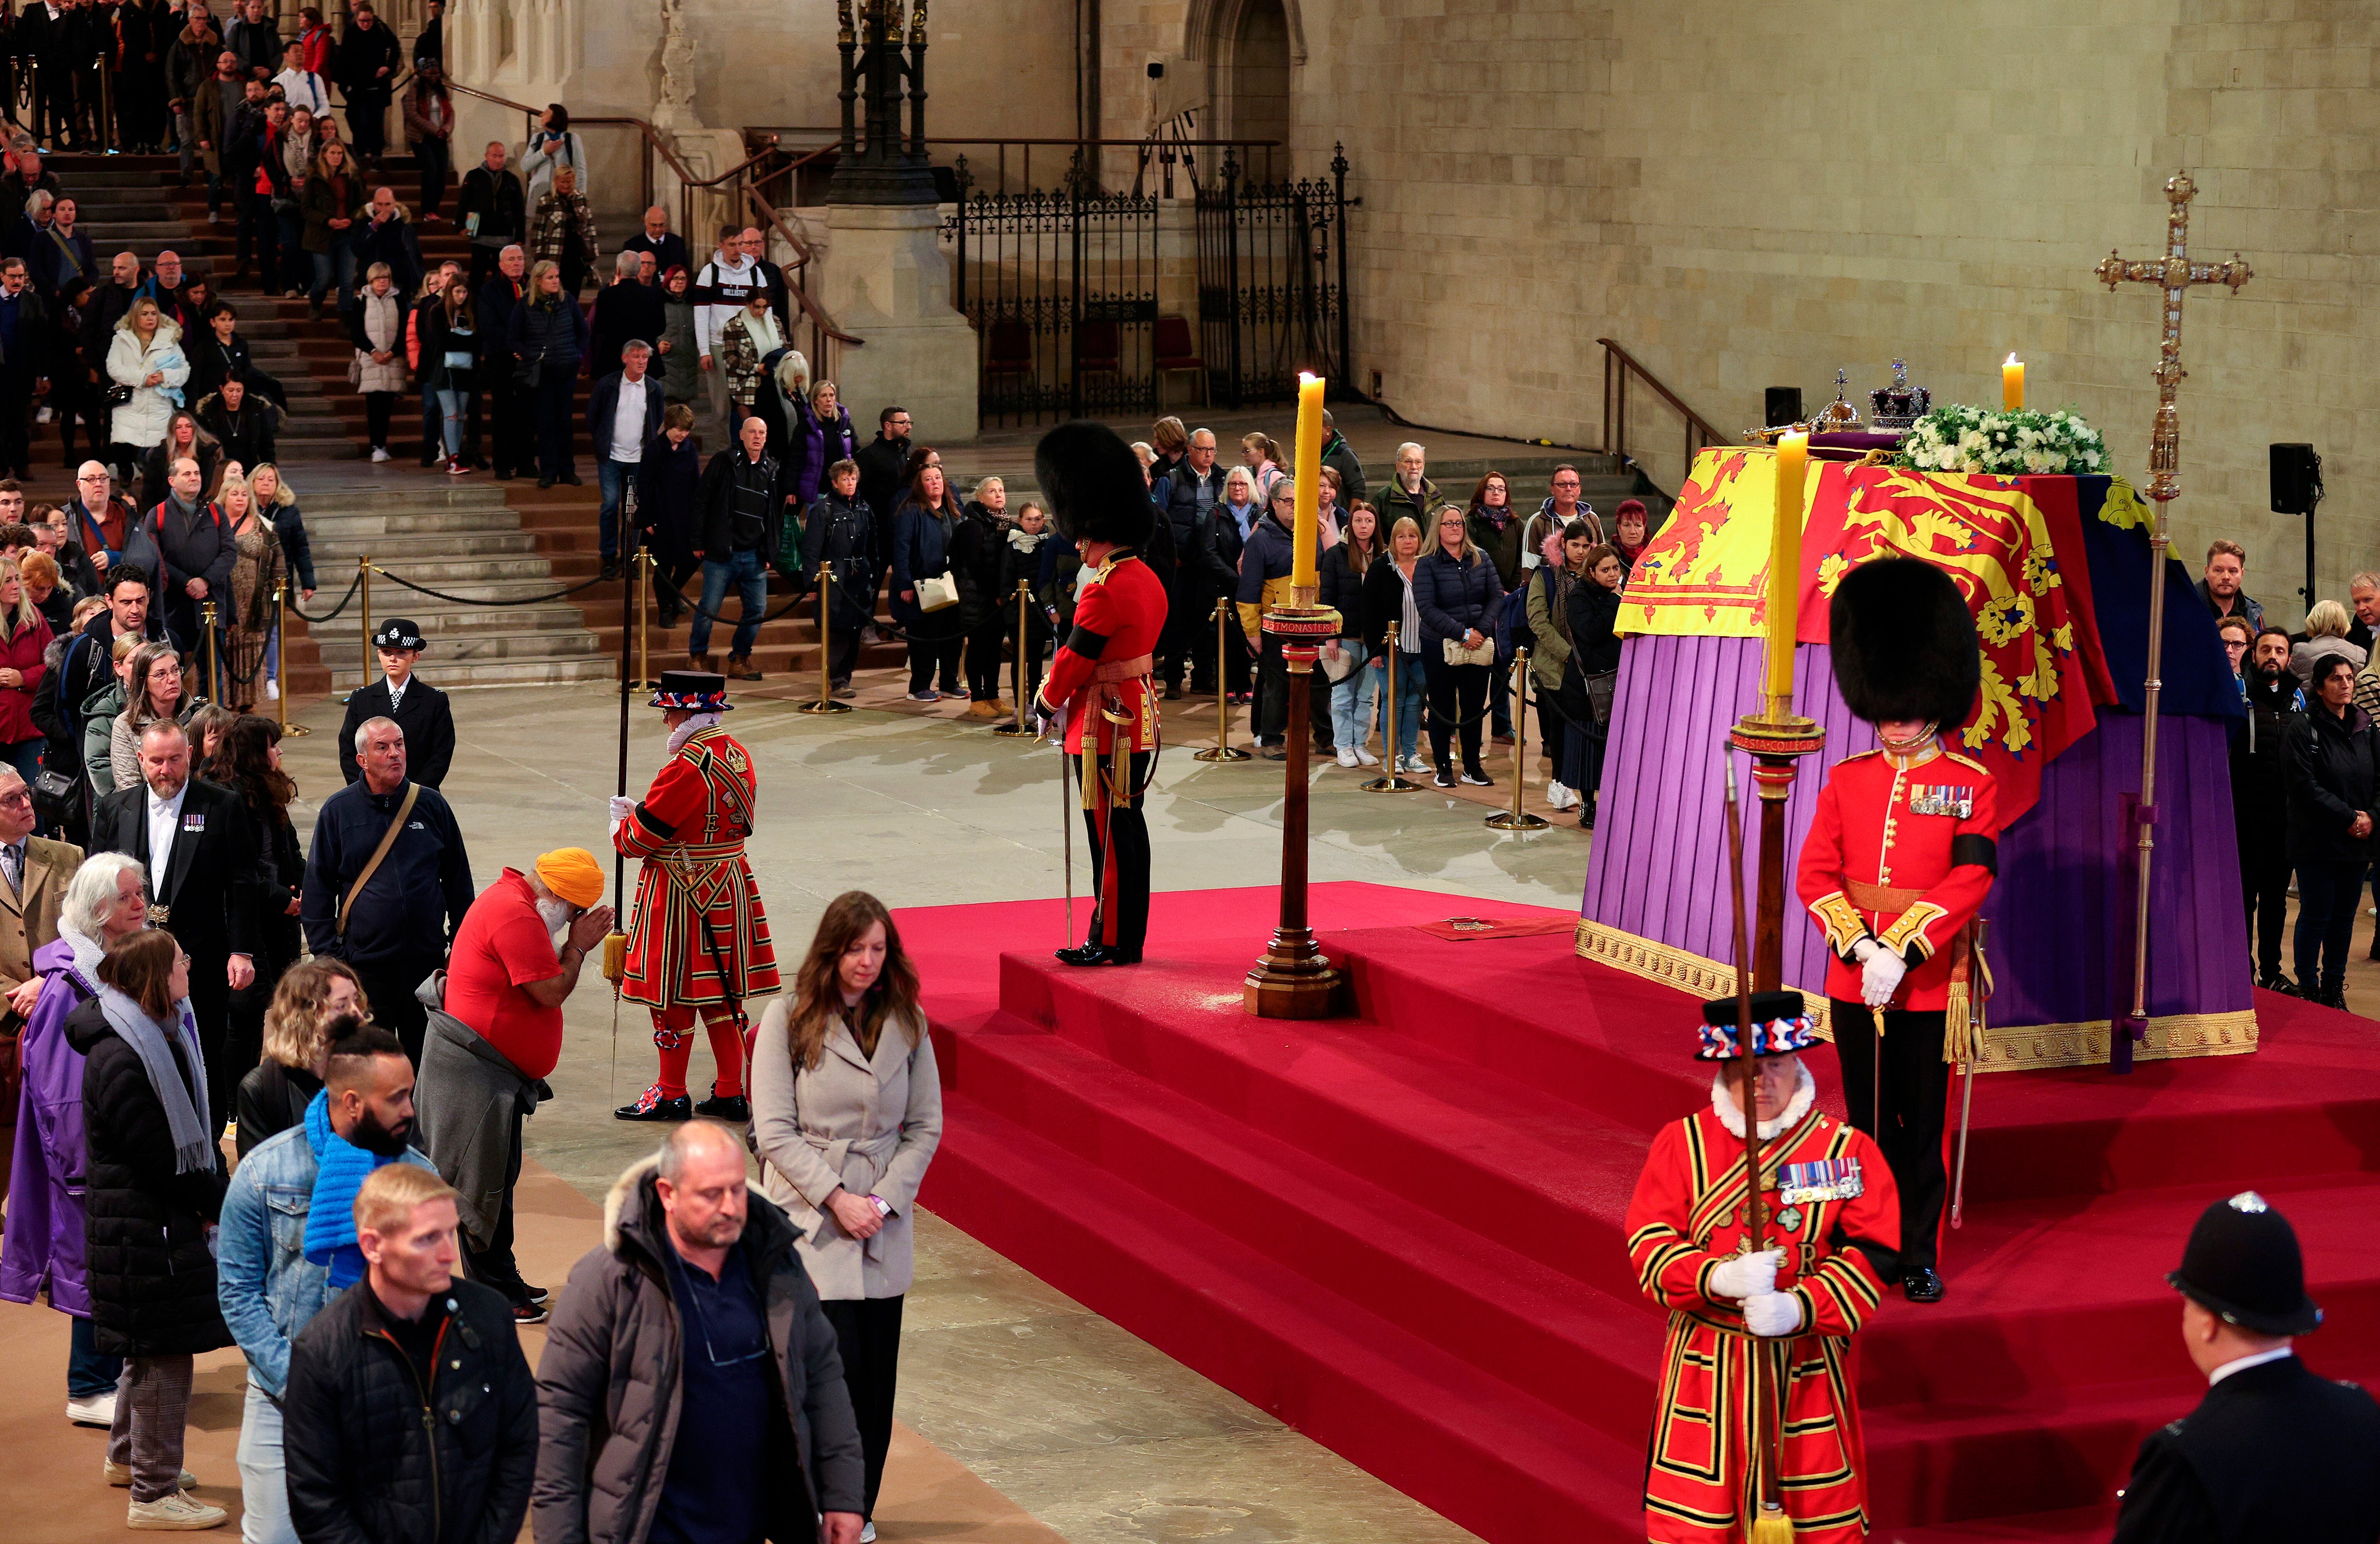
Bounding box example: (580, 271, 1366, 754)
(798, 560, 852, 714)
(201, 600, 219, 704)
(633, 549, 653, 689)
(992, 579, 1033, 736)
(1361, 622, 1417, 792)
(1485, 648, 1549, 831)
(342, 556, 372, 703)
(1194, 598, 1251, 762)
(273, 581, 310, 737)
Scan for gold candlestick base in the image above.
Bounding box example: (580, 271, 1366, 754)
(1245, 597, 1348, 1020)
(1244, 926, 1347, 1018)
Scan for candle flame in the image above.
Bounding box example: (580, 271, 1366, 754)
(2005, 352, 2020, 366)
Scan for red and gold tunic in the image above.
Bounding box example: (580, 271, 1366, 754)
(1036, 550, 1166, 760)
(614, 725, 780, 1008)
(1795, 744, 1999, 1011)
(1627, 1093, 1901, 1544)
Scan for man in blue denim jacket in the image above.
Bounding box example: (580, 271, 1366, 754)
(216, 1026, 435, 1544)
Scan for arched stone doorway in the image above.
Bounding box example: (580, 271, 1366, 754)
(1223, 0, 1291, 151)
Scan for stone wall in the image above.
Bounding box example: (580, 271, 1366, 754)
(1089, 0, 2374, 623)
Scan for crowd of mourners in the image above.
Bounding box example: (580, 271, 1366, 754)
(2207, 540, 2380, 1011)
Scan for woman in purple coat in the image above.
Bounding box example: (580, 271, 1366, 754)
(0, 852, 154, 1427)
(785, 378, 859, 512)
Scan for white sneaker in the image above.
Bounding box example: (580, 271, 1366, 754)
(1355, 747, 1380, 766)
(66, 1391, 115, 1426)
(265, 679, 280, 701)
(1401, 754, 1430, 773)
(1335, 747, 1358, 768)
(1546, 780, 1578, 811)
(369, 447, 392, 463)
(126, 1492, 226, 1530)
(860, 1525, 877, 1544)
(106, 1459, 198, 1489)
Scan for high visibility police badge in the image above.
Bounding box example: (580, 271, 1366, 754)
(1778, 1157, 1864, 1206)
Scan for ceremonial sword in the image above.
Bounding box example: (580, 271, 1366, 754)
(1950, 917, 1990, 1229)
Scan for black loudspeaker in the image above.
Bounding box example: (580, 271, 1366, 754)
(1766, 387, 1804, 427)
(2271, 443, 2322, 514)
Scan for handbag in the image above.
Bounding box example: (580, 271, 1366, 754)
(916, 570, 960, 612)
(772, 504, 807, 578)
(1320, 641, 1362, 683)
(1585, 669, 1618, 727)
(516, 355, 543, 389)
(105, 382, 134, 406)
(1442, 635, 1495, 668)
(345, 351, 363, 387)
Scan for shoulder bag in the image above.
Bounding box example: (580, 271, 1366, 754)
(1442, 635, 1495, 668)
(916, 570, 960, 612)
(336, 782, 419, 936)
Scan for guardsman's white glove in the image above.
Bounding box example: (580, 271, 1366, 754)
(608, 794, 636, 838)
(1853, 938, 1907, 1007)
(1743, 1291, 1804, 1338)
(1709, 1247, 1782, 1302)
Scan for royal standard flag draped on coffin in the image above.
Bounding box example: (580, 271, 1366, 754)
(1620, 447, 2123, 823)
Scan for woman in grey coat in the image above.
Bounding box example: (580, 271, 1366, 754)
(750, 890, 944, 1537)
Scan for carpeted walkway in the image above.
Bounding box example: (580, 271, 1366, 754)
(0, 1161, 1067, 1543)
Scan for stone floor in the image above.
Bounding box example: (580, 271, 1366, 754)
(279, 677, 1589, 1544)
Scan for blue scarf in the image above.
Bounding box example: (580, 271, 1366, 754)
(301, 1089, 403, 1288)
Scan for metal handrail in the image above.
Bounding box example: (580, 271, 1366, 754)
(1597, 337, 1726, 477)
(443, 80, 858, 352)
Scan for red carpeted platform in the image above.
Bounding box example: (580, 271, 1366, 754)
(902, 884, 2380, 1543)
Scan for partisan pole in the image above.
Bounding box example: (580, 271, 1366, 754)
(1723, 749, 1793, 1544)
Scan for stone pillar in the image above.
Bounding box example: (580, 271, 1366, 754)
(821, 203, 979, 446)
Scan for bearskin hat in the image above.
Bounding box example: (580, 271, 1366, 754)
(1035, 420, 1156, 550)
(1828, 556, 1981, 728)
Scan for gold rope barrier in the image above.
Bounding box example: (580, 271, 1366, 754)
(798, 561, 852, 715)
(1484, 647, 1549, 831)
(1193, 598, 1251, 763)
(993, 579, 1034, 736)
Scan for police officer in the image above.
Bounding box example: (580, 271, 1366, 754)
(2111, 1191, 2380, 1543)
(338, 619, 458, 789)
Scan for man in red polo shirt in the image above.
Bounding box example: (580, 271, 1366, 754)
(423, 846, 612, 1321)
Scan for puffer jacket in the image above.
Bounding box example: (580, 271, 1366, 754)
(104, 320, 190, 450)
(529, 1155, 865, 1544)
(1411, 545, 1503, 646)
(507, 291, 588, 379)
(950, 501, 1010, 631)
(657, 295, 698, 402)
(350, 288, 409, 394)
(69, 993, 231, 1358)
(283, 1275, 537, 1544)
(2285, 698, 2380, 865)
(887, 495, 961, 637)
(0, 936, 104, 1316)
(801, 490, 879, 635)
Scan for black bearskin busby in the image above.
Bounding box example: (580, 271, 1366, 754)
(1035, 420, 1156, 551)
(1828, 556, 1980, 727)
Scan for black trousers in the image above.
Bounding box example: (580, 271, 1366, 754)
(1828, 1001, 1948, 1275)
(1422, 652, 1489, 771)
(825, 620, 864, 684)
(489, 369, 533, 475)
(0, 382, 29, 479)
(905, 632, 961, 694)
(347, 91, 391, 160)
(1077, 749, 1151, 960)
(1255, 632, 1332, 748)
(413, 136, 451, 217)
(351, 957, 434, 1065)
(462, 1105, 529, 1304)
(2294, 859, 2366, 997)
(963, 617, 1006, 701)
(819, 1296, 904, 1520)
(2239, 823, 2289, 978)
(186, 971, 234, 1143)
(533, 371, 576, 479)
(364, 391, 394, 450)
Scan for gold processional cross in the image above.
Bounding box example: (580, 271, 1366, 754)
(2092, 171, 2251, 1070)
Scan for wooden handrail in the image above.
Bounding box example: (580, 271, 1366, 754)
(444, 80, 858, 348)
(1597, 337, 1726, 485)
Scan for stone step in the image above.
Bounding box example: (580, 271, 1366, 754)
(302, 601, 593, 641)
(318, 625, 604, 669)
(326, 654, 618, 690)
(303, 512, 533, 539)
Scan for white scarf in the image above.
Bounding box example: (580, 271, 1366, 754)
(1708, 1061, 1816, 1141)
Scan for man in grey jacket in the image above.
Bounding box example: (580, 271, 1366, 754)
(533, 1120, 867, 1544)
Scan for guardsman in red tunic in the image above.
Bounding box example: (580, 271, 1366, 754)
(1031, 421, 1167, 966)
(610, 669, 782, 1122)
(1796, 558, 1999, 1303)
(1627, 992, 1901, 1544)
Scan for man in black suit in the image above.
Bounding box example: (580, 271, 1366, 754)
(337, 619, 455, 789)
(587, 341, 664, 583)
(92, 717, 259, 1123)
(2111, 1191, 2380, 1543)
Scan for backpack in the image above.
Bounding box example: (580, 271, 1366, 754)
(1496, 575, 1535, 665)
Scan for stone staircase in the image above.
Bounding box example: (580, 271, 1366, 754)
(288, 470, 613, 691)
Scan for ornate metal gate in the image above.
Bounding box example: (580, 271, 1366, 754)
(1196, 146, 1353, 410)
(951, 159, 1160, 427)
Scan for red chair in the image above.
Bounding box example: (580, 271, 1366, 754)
(1073, 318, 1122, 386)
(1153, 314, 1207, 410)
(984, 315, 1034, 382)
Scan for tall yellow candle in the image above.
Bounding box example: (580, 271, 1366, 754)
(1765, 433, 1808, 706)
(1290, 372, 1325, 591)
(2002, 353, 2025, 411)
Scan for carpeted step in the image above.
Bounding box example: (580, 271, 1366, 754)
(938, 1007, 1667, 1447)
(925, 1088, 1654, 1544)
